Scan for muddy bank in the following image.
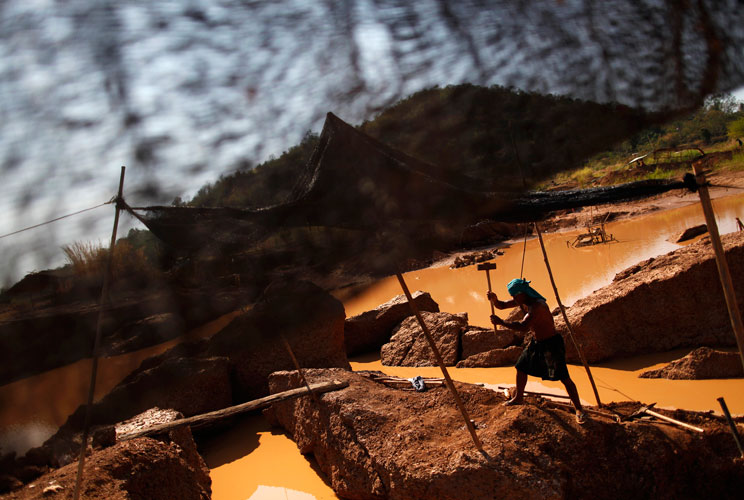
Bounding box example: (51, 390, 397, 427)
(0, 285, 253, 386)
(267, 368, 744, 500)
(557, 231, 744, 362)
(640, 347, 744, 379)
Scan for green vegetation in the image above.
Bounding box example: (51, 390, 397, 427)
(187, 84, 743, 206)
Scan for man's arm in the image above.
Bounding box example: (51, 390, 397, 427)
(491, 309, 532, 332)
(487, 291, 517, 309)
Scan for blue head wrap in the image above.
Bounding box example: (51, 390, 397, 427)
(506, 278, 546, 301)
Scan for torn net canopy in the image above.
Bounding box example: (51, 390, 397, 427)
(127, 113, 693, 274)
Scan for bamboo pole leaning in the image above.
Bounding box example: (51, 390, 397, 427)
(691, 164, 744, 374)
(395, 271, 487, 457)
(73, 166, 126, 500)
(533, 222, 602, 407)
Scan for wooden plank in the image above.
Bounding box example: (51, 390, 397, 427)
(118, 380, 348, 441)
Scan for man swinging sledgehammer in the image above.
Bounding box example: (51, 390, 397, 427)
(487, 278, 587, 425)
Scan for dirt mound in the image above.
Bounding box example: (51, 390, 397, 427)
(640, 347, 744, 379)
(0, 408, 210, 499)
(0, 436, 210, 500)
(557, 231, 744, 362)
(669, 224, 708, 243)
(267, 369, 744, 500)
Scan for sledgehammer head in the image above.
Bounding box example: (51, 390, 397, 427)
(477, 262, 497, 271)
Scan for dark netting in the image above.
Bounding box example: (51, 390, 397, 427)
(126, 113, 693, 274)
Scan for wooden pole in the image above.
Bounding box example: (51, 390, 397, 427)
(73, 166, 126, 500)
(279, 334, 321, 406)
(717, 397, 744, 458)
(692, 164, 744, 373)
(395, 271, 486, 456)
(119, 380, 348, 441)
(534, 222, 602, 407)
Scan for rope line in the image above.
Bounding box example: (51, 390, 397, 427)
(519, 223, 529, 279)
(0, 200, 114, 240)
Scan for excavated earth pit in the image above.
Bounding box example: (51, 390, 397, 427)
(266, 368, 744, 500)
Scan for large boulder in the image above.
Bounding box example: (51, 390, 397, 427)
(460, 326, 518, 359)
(640, 347, 744, 379)
(456, 345, 523, 368)
(268, 368, 744, 500)
(380, 311, 466, 366)
(206, 279, 350, 400)
(344, 291, 439, 356)
(65, 356, 233, 431)
(556, 231, 744, 362)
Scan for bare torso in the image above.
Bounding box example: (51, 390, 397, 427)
(520, 301, 556, 341)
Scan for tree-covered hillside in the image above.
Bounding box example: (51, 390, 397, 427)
(187, 85, 743, 208)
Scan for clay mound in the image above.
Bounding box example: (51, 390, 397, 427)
(557, 231, 744, 363)
(344, 291, 439, 356)
(267, 369, 744, 500)
(640, 347, 744, 379)
(380, 311, 466, 366)
(669, 224, 707, 243)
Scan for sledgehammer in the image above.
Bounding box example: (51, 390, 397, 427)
(477, 262, 498, 332)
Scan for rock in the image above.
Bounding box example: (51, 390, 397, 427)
(0, 474, 23, 493)
(460, 326, 517, 359)
(206, 279, 350, 400)
(556, 231, 744, 362)
(268, 368, 744, 500)
(380, 311, 467, 366)
(64, 356, 232, 431)
(669, 224, 708, 243)
(344, 291, 439, 356)
(640, 347, 744, 379)
(104, 313, 185, 355)
(456, 345, 523, 368)
(459, 220, 519, 246)
(114, 408, 185, 440)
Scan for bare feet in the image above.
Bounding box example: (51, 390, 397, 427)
(503, 397, 524, 406)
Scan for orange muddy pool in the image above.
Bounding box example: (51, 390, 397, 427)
(202, 192, 744, 500)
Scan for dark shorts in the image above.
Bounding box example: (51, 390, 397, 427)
(515, 334, 569, 381)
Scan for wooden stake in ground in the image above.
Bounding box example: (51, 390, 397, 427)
(534, 222, 602, 407)
(477, 262, 498, 333)
(717, 396, 744, 458)
(692, 164, 744, 374)
(395, 271, 486, 457)
(73, 166, 126, 500)
(279, 333, 321, 406)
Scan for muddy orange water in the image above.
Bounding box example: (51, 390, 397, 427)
(2, 194, 744, 500)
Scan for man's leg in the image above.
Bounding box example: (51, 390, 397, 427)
(561, 377, 582, 412)
(561, 377, 587, 423)
(505, 369, 527, 405)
